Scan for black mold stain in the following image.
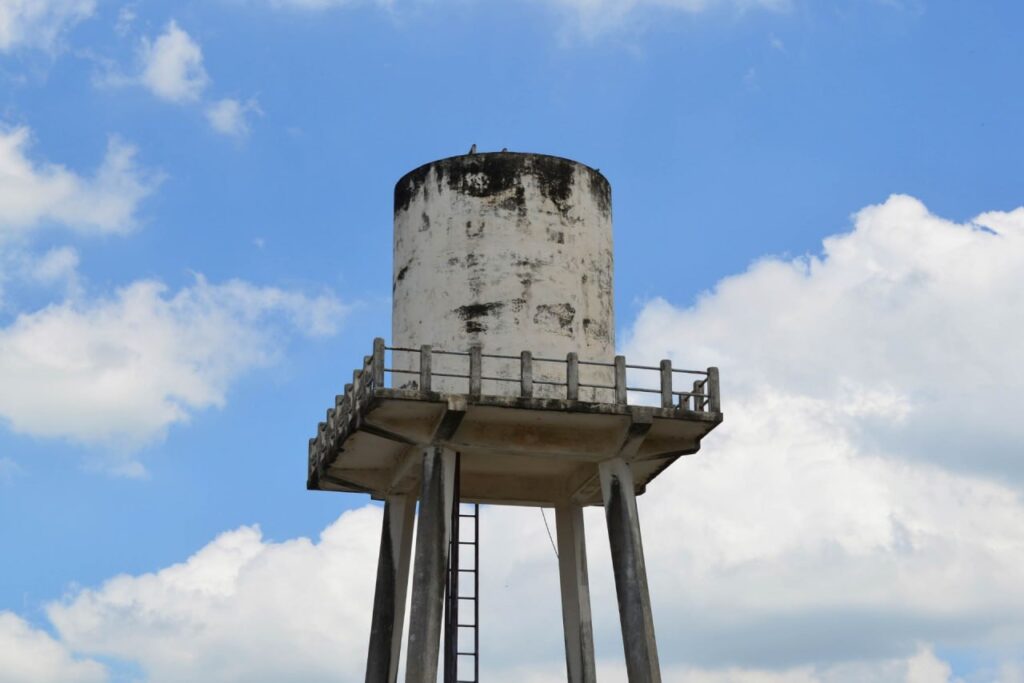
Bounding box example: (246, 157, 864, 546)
(466, 220, 484, 239)
(499, 185, 527, 216)
(534, 303, 576, 330)
(393, 262, 411, 293)
(445, 154, 522, 198)
(582, 317, 610, 342)
(587, 169, 611, 216)
(533, 156, 576, 216)
(456, 302, 504, 319)
(546, 228, 565, 244)
(394, 164, 430, 214)
(396, 153, 611, 219)
(455, 301, 505, 334)
(420, 212, 431, 232)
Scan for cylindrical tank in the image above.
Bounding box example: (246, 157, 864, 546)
(392, 152, 614, 397)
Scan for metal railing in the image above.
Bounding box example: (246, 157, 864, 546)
(310, 337, 721, 476)
(379, 339, 718, 412)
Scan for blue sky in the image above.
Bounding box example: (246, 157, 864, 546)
(1, 1, 1023, 681)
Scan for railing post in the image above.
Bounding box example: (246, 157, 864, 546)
(707, 367, 720, 413)
(419, 345, 432, 393)
(521, 351, 533, 398)
(614, 356, 627, 405)
(469, 345, 482, 398)
(660, 359, 673, 409)
(566, 352, 579, 401)
(692, 379, 704, 412)
(372, 338, 385, 388)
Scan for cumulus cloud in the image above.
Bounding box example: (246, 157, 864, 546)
(625, 195, 1024, 482)
(0, 0, 95, 53)
(0, 125, 158, 236)
(138, 20, 209, 103)
(48, 508, 382, 683)
(0, 275, 347, 452)
(103, 22, 259, 137)
(206, 97, 262, 138)
(0, 612, 107, 683)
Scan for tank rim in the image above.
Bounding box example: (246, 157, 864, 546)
(394, 151, 609, 193)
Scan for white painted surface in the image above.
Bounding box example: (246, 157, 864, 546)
(392, 153, 614, 397)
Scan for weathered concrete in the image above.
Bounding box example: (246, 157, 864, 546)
(556, 504, 596, 683)
(392, 152, 615, 398)
(311, 389, 721, 507)
(366, 493, 416, 683)
(599, 457, 662, 683)
(405, 447, 456, 683)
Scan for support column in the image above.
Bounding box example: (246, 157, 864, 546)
(405, 447, 456, 683)
(555, 504, 597, 683)
(366, 493, 417, 683)
(599, 457, 662, 683)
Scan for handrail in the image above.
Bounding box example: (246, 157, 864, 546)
(311, 337, 721, 480)
(379, 338, 718, 411)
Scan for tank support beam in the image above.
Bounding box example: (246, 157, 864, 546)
(405, 446, 457, 683)
(366, 493, 416, 683)
(556, 504, 597, 683)
(599, 457, 662, 683)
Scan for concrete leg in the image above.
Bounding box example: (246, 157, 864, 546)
(555, 504, 597, 683)
(404, 447, 456, 683)
(366, 493, 417, 683)
(599, 457, 662, 683)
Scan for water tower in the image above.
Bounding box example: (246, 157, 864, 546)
(307, 151, 722, 683)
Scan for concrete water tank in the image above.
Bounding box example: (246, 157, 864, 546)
(392, 152, 614, 396)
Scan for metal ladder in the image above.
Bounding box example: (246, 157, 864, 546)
(444, 454, 480, 683)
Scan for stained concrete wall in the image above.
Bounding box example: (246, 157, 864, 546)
(392, 152, 614, 397)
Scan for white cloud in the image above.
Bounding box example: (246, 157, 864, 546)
(114, 4, 136, 37)
(48, 508, 381, 683)
(139, 21, 209, 103)
(106, 23, 260, 137)
(28, 245, 79, 285)
(0, 0, 95, 52)
(0, 275, 346, 452)
(0, 612, 107, 683)
(624, 195, 1024, 482)
(206, 98, 262, 138)
(0, 125, 158, 236)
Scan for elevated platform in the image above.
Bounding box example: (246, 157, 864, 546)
(308, 339, 722, 507)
